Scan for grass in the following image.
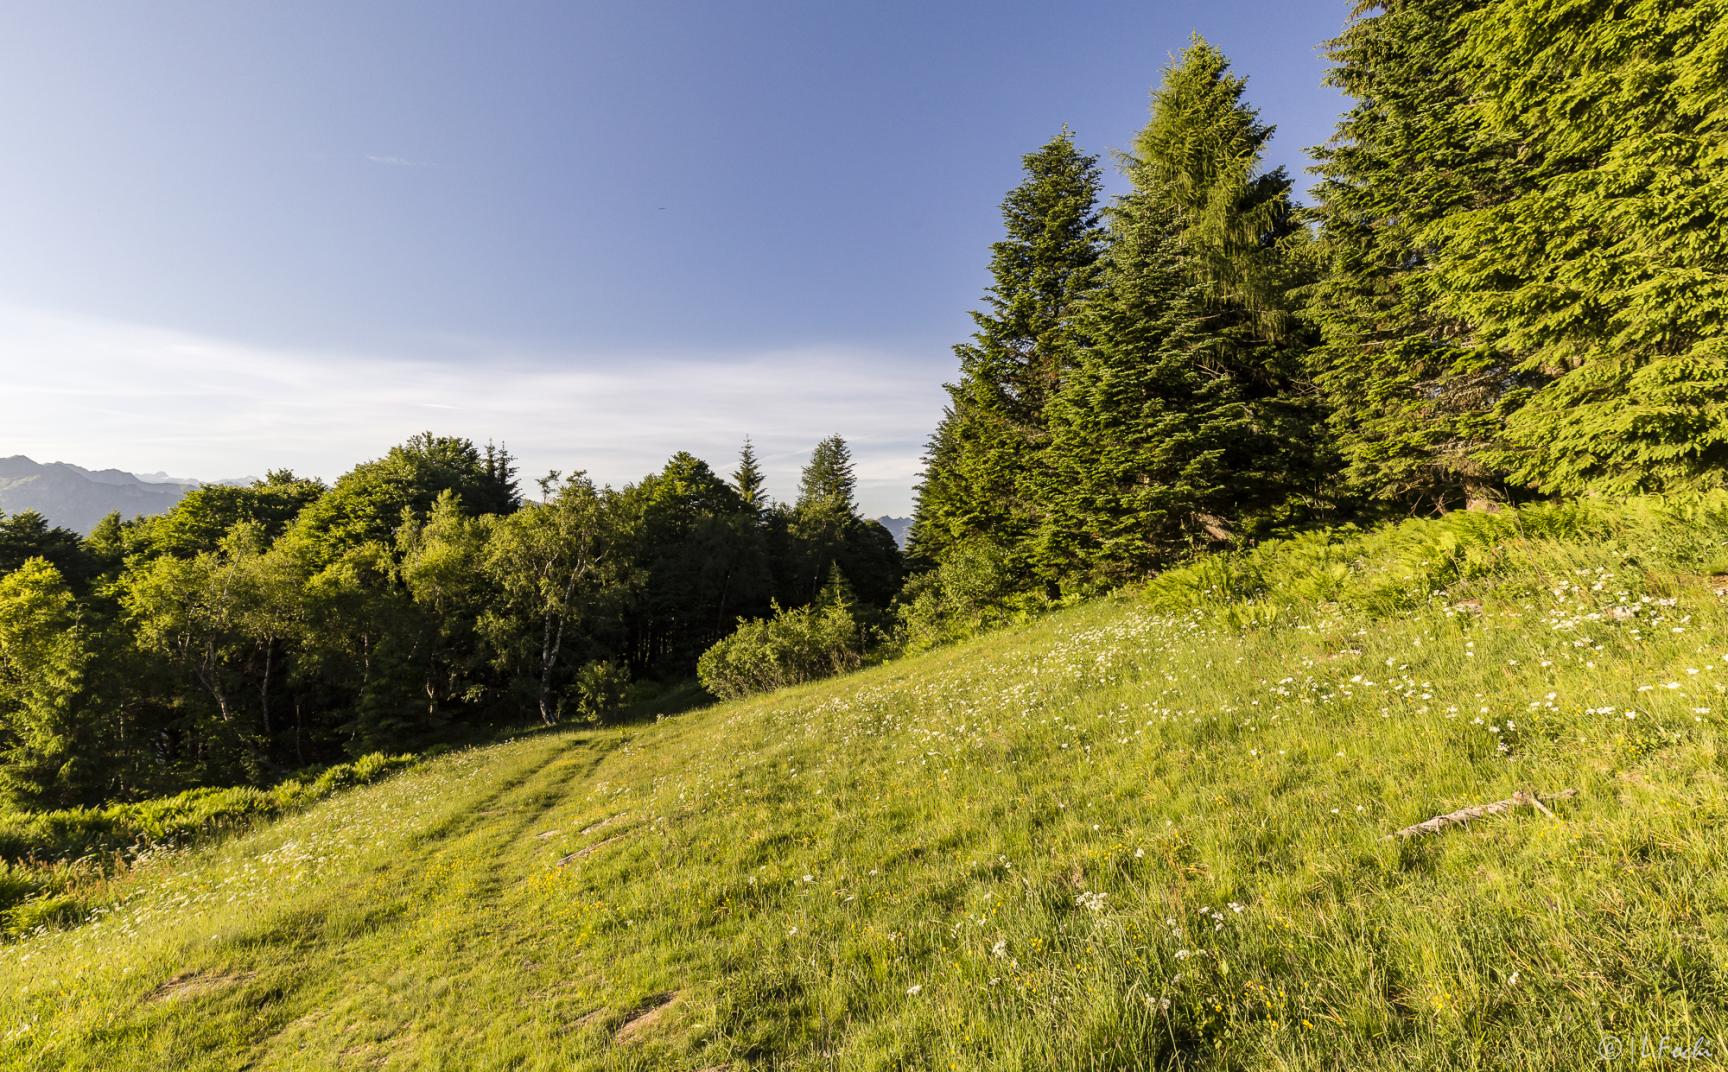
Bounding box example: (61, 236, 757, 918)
(7, 495, 1728, 1069)
(0, 752, 420, 938)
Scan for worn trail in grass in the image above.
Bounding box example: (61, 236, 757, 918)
(8, 499, 1728, 1069)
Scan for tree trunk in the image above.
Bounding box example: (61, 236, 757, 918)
(259, 639, 273, 739)
(538, 610, 558, 726)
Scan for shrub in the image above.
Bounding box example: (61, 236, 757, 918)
(895, 538, 1053, 655)
(0, 752, 416, 867)
(567, 659, 630, 722)
(698, 599, 865, 700)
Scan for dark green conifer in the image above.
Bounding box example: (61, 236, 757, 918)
(910, 132, 1106, 572)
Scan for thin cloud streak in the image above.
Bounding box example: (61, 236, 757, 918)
(0, 306, 944, 515)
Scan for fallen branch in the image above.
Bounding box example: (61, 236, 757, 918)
(1386, 788, 1578, 840)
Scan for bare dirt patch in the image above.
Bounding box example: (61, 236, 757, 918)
(556, 834, 626, 866)
(615, 991, 680, 1044)
(147, 968, 255, 1003)
(579, 814, 626, 836)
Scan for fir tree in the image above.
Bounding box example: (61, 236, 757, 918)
(788, 437, 901, 607)
(1036, 40, 1322, 584)
(733, 437, 769, 510)
(1136, 36, 1303, 342)
(1305, 0, 1530, 510)
(797, 435, 858, 514)
(910, 132, 1106, 572)
(1429, 0, 1728, 494)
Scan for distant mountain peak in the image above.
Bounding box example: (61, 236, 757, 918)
(876, 515, 911, 550)
(0, 455, 195, 534)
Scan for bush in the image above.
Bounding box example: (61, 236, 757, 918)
(698, 599, 865, 700)
(894, 538, 1038, 654)
(567, 659, 630, 722)
(0, 752, 416, 867)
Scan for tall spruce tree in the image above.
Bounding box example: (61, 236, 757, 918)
(1430, 0, 1728, 494)
(788, 437, 901, 607)
(1306, 0, 1531, 510)
(1036, 39, 1322, 584)
(798, 435, 858, 514)
(1311, 0, 1728, 502)
(910, 132, 1105, 572)
(732, 437, 769, 510)
(1136, 37, 1304, 343)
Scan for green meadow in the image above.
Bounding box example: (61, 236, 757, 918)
(7, 497, 1728, 1070)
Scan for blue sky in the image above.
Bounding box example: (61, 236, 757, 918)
(0, 0, 1349, 515)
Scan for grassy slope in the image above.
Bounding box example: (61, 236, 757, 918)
(7, 501, 1728, 1070)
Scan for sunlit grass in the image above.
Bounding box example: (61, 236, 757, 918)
(6, 499, 1728, 1069)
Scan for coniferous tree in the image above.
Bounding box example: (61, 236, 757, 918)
(1306, 0, 1529, 510)
(1037, 39, 1323, 584)
(798, 435, 858, 513)
(1429, 0, 1728, 494)
(911, 132, 1106, 571)
(1311, 0, 1728, 503)
(788, 437, 901, 607)
(733, 437, 769, 510)
(1137, 37, 1304, 342)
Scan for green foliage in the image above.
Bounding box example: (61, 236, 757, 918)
(893, 538, 1030, 654)
(1135, 36, 1304, 340)
(911, 132, 1106, 571)
(732, 437, 769, 510)
(1304, 0, 1523, 509)
(784, 437, 903, 608)
(481, 472, 626, 726)
(128, 473, 326, 561)
(398, 491, 497, 720)
(568, 660, 630, 723)
(1308, 0, 1728, 504)
(0, 511, 97, 591)
(0, 428, 908, 807)
(0, 559, 92, 808)
(1435, 0, 1728, 494)
(1034, 40, 1323, 586)
(796, 435, 858, 515)
(1145, 491, 1728, 625)
(697, 587, 865, 700)
(620, 452, 769, 671)
(287, 432, 518, 564)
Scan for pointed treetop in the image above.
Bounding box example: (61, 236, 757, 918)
(797, 435, 857, 514)
(733, 436, 769, 509)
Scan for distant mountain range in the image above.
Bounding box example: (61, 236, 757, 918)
(876, 515, 911, 550)
(0, 456, 198, 535)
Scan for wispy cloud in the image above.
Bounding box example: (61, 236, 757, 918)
(0, 306, 944, 514)
(364, 154, 435, 168)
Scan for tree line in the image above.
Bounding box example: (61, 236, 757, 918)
(4, 0, 1725, 808)
(0, 434, 899, 807)
(912, 5, 1728, 591)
